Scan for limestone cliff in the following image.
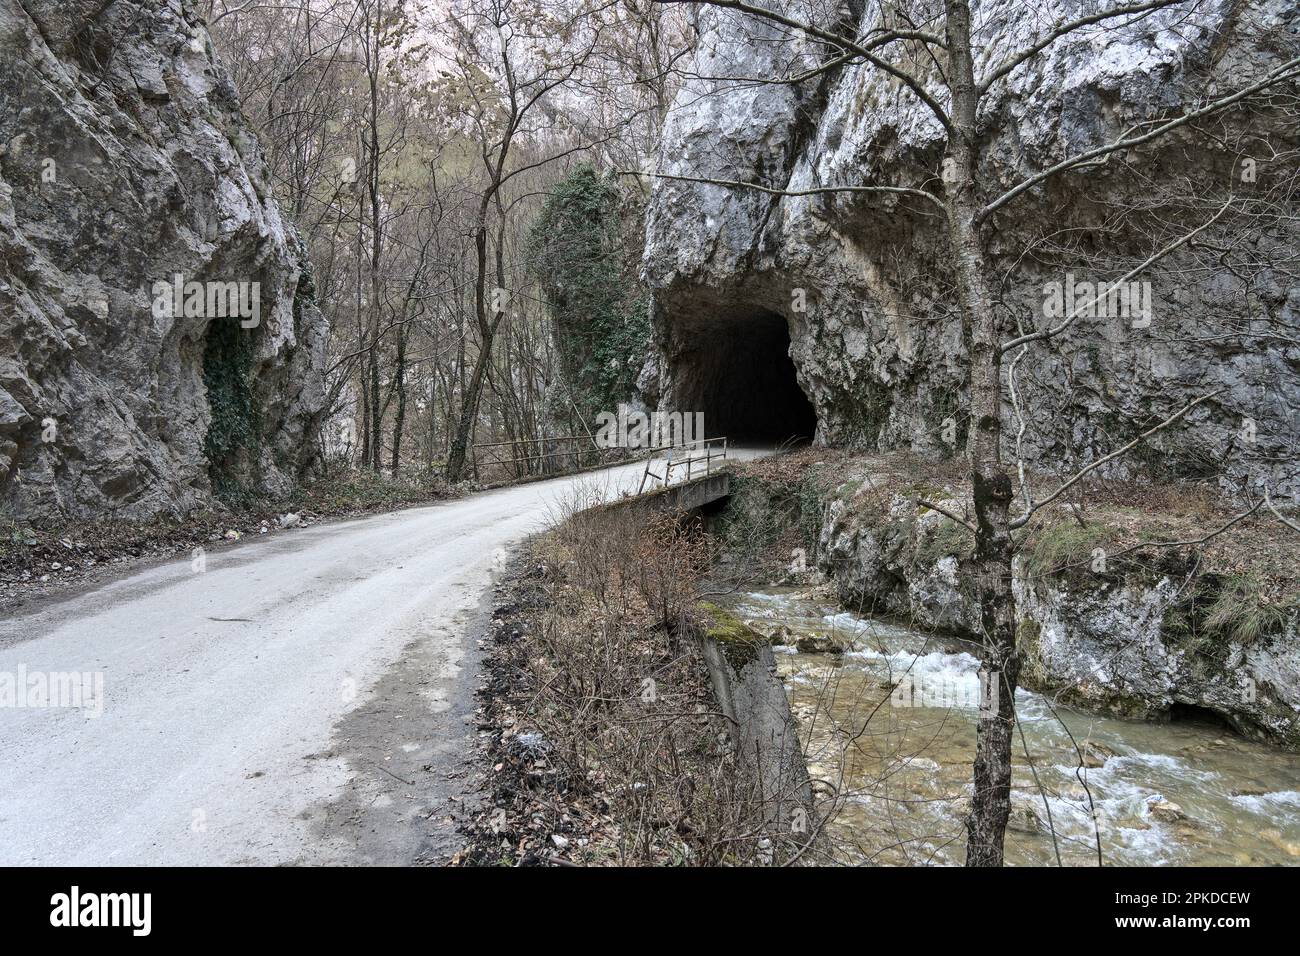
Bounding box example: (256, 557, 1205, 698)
(0, 0, 327, 519)
(643, 0, 1298, 495)
(816, 485, 1300, 748)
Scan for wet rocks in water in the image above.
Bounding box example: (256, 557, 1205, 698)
(1080, 740, 1119, 769)
(751, 621, 850, 655)
(752, 623, 792, 644)
(1260, 829, 1300, 858)
(1231, 787, 1270, 798)
(1008, 792, 1048, 834)
(1146, 798, 1186, 824)
(793, 631, 851, 655)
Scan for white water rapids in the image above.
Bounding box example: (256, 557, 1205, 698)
(726, 588, 1300, 866)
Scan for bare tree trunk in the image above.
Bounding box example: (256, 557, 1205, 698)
(358, 335, 371, 468)
(391, 323, 407, 473)
(942, 0, 1019, 867)
(446, 337, 492, 482)
(444, 218, 493, 482)
(363, 0, 385, 473)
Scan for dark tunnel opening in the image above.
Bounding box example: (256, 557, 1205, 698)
(671, 308, 817, 445)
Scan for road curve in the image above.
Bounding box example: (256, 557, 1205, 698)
(0, 452, 766, 865)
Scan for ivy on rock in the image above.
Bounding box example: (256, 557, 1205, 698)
(529, 164, 649, 420)
(202, 318, 262, 500)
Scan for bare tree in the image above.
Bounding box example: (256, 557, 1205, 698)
(440, 0, 621, 481)
(641, 0, 1299, 864)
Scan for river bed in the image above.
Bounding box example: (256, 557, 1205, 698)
(724, 587, 1300, 866)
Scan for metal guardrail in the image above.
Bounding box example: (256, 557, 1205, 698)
(470, 434, 609, 480)
(637, 437, 729, 493)
(469, 433, 729, 488)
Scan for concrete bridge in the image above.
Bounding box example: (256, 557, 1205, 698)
(590, 469, 732, 520)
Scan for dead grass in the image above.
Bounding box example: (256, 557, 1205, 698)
(459, 502, 777, 866)
(1203, 574, 1295, 645)
(731, 448, 1299, 609)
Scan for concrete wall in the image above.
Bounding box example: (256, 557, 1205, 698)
(696, 604, 817, 861)
(591, 471, 732, 520)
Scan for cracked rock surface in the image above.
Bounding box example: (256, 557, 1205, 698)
(643, 0, 1298, 496)
(0, 0, 327, 519)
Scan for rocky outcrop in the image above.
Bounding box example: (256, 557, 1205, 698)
(817, 487, 1300, 749)
(642, 0, 1299, 497)
(0, 0, 327, 519)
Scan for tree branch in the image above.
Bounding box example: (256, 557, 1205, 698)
(621, 169, 946, 208)
(1264, 487, 1300, 535)
(917, 498, 976, 533)
(978, 55, 1300, 223)
(1009, 390, 1223, 529)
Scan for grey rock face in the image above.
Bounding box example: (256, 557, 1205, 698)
(0, 0, 327, 519)
(818, 491, 1300, 748)
(643, 1, 1299, 495)
(1015, 570, 1300, 748)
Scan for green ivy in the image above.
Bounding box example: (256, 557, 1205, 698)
(529, 164, 649, 418)
(202, 319, 261, 499)
(293, 234, 318, 318)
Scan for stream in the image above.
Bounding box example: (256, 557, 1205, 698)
(724, 588, 1300, 866)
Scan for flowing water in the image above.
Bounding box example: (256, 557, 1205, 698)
(724, 588, 1300, 866)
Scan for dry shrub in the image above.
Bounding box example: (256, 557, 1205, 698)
(524, 502, 770, 865)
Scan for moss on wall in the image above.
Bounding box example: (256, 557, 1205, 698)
(202, 319, 261, 500)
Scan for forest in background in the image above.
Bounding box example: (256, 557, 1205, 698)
(205, 0, 686, 483)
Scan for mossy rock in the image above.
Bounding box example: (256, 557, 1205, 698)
(1016, 615, 1041, 654)
(696, 602, 767, 670)
(915, 515, 974, 566)
(1014, 616, 1049, 687)
(909, 483, 953, 503)
(202, 319, 262, 500)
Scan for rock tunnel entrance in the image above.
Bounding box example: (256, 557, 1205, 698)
(671, 307, 817, 445)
